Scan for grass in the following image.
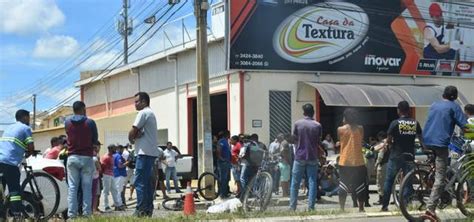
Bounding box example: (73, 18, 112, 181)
(73, 208, 347, 222)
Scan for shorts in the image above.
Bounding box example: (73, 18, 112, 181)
(278, 162, 291, 182)
(339, 165, 367, 200)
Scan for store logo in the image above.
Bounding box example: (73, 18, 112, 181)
(416, 59, 437, 71)
(455, 61, 472, 72)
(364, 55, 401, 67)
(436, 60, 455, 72)
(273, 2, 369, 63)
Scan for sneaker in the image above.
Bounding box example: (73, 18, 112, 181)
(104, 206, 112, 211)
(380, 207, 388, 212)
(176, 190, 183, 193)
(424, 210, 440, 222)
(12, 214, 24, 222)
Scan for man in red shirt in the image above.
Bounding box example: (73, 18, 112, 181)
(230, 135, 241, 196)
(100, 145, 120, 211)
(44, 137, 64, 159)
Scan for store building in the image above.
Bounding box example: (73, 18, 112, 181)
(77, 1, 474, 175)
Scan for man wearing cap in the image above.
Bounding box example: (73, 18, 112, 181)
(423, 3, 461, 63)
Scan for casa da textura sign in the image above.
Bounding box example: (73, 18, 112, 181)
(228, 0, 474, 76)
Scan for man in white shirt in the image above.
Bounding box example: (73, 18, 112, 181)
(163, 141, 182, 193)
(128, 92, 160, 217)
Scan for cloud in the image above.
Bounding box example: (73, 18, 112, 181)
(0, 0, 65, 35)
(33, 35, 79, 59)
(79, 50, 121, 71)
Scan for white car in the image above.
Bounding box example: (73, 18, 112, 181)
(21, 156, 68, 218)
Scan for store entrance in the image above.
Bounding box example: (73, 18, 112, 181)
(189, 93, 228, 178)
(319, 102, 398, 144)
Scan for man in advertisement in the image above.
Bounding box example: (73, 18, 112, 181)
(423, 3, 461, 61)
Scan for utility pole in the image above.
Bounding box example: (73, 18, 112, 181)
(32, 94, 36, 130)
(194, 0, 213, 185)
(118, 0, 132, 64)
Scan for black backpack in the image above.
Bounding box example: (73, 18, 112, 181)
(243, 141, 264, 166)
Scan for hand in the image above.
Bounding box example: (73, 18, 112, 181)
(450, 40, 462, 50)
(136, 130, 144, 139)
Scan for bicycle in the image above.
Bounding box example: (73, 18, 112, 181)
(161, 171, 219, 211)
(398, 137, 474, 221)
(21, 151, 61, 220)
(241, 150, 274, 213)
(1, 150, 60, 220)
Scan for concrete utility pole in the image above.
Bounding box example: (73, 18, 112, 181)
(32, 94, 36, 130)
(194, 0, 213, 178)
(118, 0, 132, 64)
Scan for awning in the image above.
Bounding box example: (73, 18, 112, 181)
(304, 82, 469, 107)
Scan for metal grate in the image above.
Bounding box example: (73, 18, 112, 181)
(269, 91, 291, 143)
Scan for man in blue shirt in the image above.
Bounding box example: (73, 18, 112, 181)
(423, 86, 467, 219)
(113, 145, 127, 211)
(0, 110, 35, 220)
(216, 130, 231, 198)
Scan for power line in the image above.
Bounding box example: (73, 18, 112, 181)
(45, 1, 188, 113)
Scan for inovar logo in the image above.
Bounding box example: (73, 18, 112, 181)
(364, 55, 401, 67)
(273, 2, 369, 63)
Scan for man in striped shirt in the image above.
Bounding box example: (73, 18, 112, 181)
(0, 109, 35, 220)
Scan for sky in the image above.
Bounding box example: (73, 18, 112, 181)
(0, 0, 204, 130)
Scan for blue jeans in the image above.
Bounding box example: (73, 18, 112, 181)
(67, 155, 94, 218)
(217, 160, 231, 198)
(240, 164, 257, 194)
(290, 160, 318, 210)
(231, 164, 241, 189)
(320, 180, 339, 196)
(134, 155, 156, 215)
(165, 167, 181, 192)
(382, 157, 414, 209)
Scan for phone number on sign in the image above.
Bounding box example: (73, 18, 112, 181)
(237, 53, 264, 59)
(236, 61, 269, 67)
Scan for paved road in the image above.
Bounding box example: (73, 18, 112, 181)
(95, 186, 468, 221)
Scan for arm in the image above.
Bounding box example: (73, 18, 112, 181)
(216, 141, 224, 161)
(416, 122, 425, 149)
(89, 119, 99, 146)
(24, 128, 35, 155)
(453, 105, 468, 131)
(129, 111, 145, 143)
(128, 127, 140, 144)
(373, 139, 387, 152)
(424, 28, 451, 54)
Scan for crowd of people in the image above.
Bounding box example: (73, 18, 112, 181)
(1, 87, 473, 220)
(211, 86, 473, 218)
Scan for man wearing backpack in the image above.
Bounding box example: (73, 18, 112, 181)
(239, 134, 265, 194)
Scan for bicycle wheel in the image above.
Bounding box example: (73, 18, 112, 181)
(456, 175, 474, 216)
(399, 169, 431, 222)
(21, 171, 60, 220)
(5, 192, 41, 219)
(198, 172, 219, 201)
(242, 171, 273, 212)
(162, 198, 184, 211)
(392, 170, 403, 208)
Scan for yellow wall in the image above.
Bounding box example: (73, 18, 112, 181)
(32, 127, 66, 152)
(92, 112, 137, 153)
